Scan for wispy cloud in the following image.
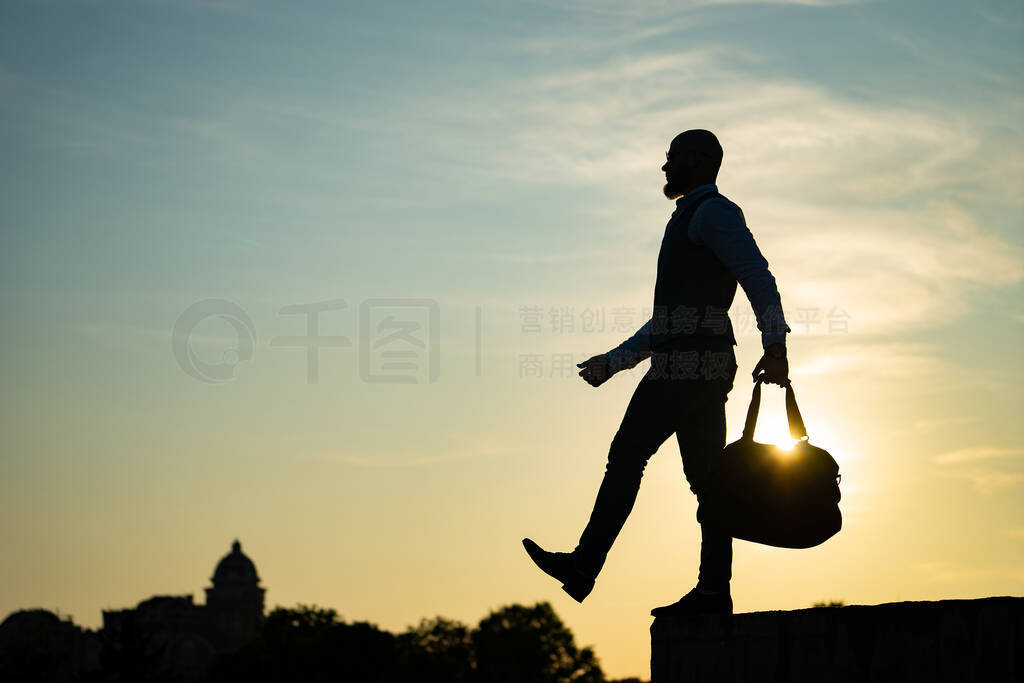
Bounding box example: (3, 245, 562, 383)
(790, 342, 944, 379)
(943, 470, 1023, 495)
(721, 194, 1024, 337)
(912, 416, 979, 432)
(423, 47, 1024, 204)
(933, 447, 1024, 465)
(977, 4, 1024, 31)
(420, 51, 1024, 334)
(932, 447, 1024, 495)
(525, 0, 868, 16)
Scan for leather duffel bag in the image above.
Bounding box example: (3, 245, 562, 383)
(696, 378, 842, 549)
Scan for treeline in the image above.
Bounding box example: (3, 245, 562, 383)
(208, 601, 646, 683)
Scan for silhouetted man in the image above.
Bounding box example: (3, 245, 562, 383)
(523, 129, 791, 617)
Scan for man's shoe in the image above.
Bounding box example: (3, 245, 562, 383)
(650, 586, 733, 617)
(522, 538, 595, 603)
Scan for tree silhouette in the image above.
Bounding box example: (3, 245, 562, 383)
(203, 601, 625, 683)
(208, 604, 403, 682)
(472, 602, 606, 683)
(812, 600, 846, 608)
(398, 616, 475, 682)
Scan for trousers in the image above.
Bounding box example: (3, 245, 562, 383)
(573, 344, 738, 592)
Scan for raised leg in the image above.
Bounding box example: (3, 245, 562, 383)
(573, 368, 680, 579)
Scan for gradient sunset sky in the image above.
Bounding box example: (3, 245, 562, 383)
(1, 0, 1022, 678)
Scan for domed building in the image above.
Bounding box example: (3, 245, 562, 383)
(204, 539, 266, 651)
(99, 539, 266, 681)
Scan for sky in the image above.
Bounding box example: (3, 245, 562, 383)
(1, 0, 1022, 678)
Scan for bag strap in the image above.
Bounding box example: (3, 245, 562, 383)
(785, 381, 808, 441)
(742, 377, 808, 442)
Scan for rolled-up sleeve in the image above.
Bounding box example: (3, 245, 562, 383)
(690, 199, 790, 348)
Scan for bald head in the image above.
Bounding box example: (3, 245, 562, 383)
(662, 129, 723, 199)
(670, 129, 723, 170)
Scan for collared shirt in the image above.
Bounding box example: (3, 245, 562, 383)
(605, 184, 790, 371)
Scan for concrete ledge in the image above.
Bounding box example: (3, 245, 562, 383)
(651, 596, 1023, 682)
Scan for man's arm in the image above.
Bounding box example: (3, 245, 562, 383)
(690, 198, 791, 350)
(604, 317, 652, 372)
(577, 318, 652, 387)
(692, 198, 791, 384)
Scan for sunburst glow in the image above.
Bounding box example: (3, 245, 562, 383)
(752, 419, 799, 451)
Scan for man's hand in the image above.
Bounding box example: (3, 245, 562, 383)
(752, 345, 789, 387)
(577, 354, 613, 388)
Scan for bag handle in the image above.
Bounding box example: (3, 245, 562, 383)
(742, 377, 808, 442)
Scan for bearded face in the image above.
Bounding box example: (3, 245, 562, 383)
(662, 178, 687, 200)
(661, 149, 693, 200)
(660, 130, 722, 199)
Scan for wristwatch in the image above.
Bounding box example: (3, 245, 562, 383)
(767, 343, 787, 359)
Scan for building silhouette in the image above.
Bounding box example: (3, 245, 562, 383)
(0, 539, 265, 682)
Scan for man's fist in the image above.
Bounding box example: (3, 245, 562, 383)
(577, 354, 613, 388)
(752, 347, 789, 387)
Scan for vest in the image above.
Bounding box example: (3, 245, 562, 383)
(651, 191, 739, 352)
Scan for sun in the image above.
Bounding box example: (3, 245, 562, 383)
(752, 419, 799, 451)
